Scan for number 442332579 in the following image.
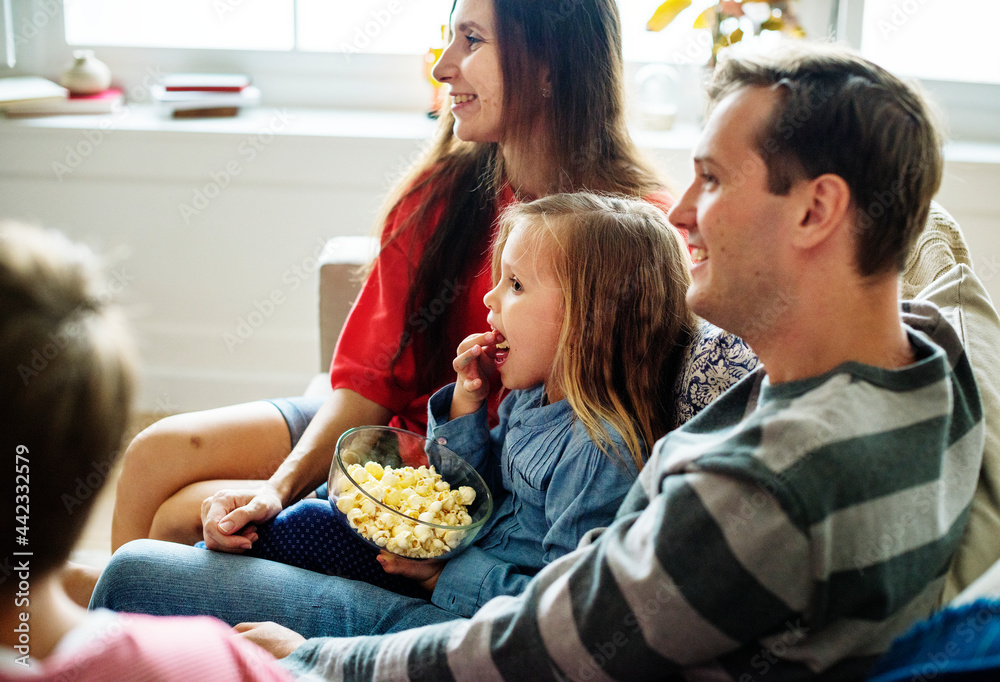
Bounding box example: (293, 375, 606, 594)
(15, 445, 29, 543)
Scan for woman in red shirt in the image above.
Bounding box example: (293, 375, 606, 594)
(110, 0, 676, 558)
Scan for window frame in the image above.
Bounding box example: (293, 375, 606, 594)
(1, 0, 15, 68)
(3, 0, 998, 141)
(4, 0, 432, 110)
(837, 0, 1000, 142)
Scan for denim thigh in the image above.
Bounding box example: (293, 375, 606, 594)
(91, 539, 462, 639)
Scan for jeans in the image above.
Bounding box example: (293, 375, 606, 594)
(90, 539, 463, 640)
(195, 500, 427, 599)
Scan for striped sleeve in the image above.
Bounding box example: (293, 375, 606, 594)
(282, 469, 811, 681)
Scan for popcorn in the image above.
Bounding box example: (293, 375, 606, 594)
(365, 461, 384, 479)
(336, 463, 475, 558)
(443, 530, 464, 548)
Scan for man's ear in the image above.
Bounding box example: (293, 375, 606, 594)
(792, 173, 852, 250)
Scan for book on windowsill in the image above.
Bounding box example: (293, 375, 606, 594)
(171, 106, 240, 119)
(161, 73, 251, 93)
(4, 87, 124, 117)
(0, 76, 68, 110)
(151, 84, 261, 118)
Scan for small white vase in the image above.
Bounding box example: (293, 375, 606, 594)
(59, 50, 112, 95)
(634, 63, 681, 130)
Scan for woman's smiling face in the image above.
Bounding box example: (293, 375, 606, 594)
(432, 0, 505, 143)
(483, 222, 565, 401)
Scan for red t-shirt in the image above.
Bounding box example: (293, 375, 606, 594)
(329, 184, 677, 434)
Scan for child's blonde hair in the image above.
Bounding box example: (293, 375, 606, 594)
(0, 222, 137, 580)
(492, 193, 694, 470)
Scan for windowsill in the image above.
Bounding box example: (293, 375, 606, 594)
(0, 105, 441, 141)
(941, 141, 1000, 166)
(2, 105, 999, 162)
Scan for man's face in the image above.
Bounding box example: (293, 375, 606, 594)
(667, 86, 805, 343)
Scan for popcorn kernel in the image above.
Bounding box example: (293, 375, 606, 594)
(335, 463, 477, 558)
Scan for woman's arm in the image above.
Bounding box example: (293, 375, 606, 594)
(268, 389, 391, 504)
(201, 388, 391, 551)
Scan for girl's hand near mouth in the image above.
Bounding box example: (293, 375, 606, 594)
(450, 329, 502, 420)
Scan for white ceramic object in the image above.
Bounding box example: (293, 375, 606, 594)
(634, 63, 681, 131)
(59, 50, 112, 95)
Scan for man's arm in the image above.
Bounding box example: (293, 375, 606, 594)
(281, 471, 810, 681)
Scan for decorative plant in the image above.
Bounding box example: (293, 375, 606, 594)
(647, 1, 806, 67)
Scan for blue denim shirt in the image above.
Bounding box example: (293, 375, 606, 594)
(426, 383, 640, 617)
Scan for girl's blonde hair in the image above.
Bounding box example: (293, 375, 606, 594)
(492, 193, 695, 471)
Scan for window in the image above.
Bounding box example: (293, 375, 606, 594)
(5, 0, 997, 140)
(61, 0, 703, 62)
(619, 0, 714, 64)
(64, 0, 295, 51)
(1, 0, 14, 68)
(859, 0, 999, 85)
(841, 0, 1000, 140)
(296, 0, 448, 54)
(64, 0, 459, 55)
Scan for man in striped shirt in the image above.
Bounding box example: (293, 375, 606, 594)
(257, 44, 986, 680)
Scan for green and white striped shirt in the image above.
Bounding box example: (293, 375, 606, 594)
(283, 301, 984, 681)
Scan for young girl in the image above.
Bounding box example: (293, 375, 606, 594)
(231, 192, 696, 614)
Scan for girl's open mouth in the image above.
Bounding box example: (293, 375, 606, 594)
(494, 339, 509, 366)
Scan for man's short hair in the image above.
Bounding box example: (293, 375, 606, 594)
(707, 43, 944, 277)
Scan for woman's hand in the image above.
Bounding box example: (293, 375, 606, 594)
(377, 551, 445, 592)
(450, 330, 501, 420)
(233, 621, 306, 659)
(201, 485, 283, 552)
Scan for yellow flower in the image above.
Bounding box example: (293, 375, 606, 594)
(760, 16, 784, 31)
(646, 0, 693, 32)
(693, 7, 715, 29)
(648, 1, 807, 67)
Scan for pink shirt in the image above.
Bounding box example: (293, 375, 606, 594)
(0, 610, 292, 681)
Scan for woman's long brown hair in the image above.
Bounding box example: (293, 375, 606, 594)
(376, 0, 668, 392)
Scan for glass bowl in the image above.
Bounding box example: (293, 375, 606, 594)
(328, 426, 493, 560)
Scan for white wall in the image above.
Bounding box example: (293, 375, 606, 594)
(0, 108, 436, 413)
(1, 109, 998, 414)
